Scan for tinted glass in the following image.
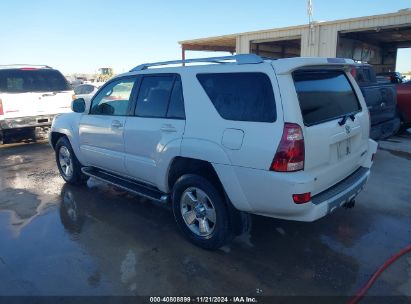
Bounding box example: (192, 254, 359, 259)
(135, 76, 174, 118)
(0, 69, 71, 93)
(74, 85, 83, 95)
(355, 67, 373, 83)
(82, 84, 95, 94)
(167, 79, 185, 119)
(196, 73, 276, 122)
(293, 70, 361, 126)
(90, 78, 135, 116)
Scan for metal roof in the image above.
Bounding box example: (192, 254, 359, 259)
(179, 9, 411, 52)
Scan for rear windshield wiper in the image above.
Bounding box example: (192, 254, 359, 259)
(338, 113, 356, 126)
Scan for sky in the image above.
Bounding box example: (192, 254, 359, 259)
(1, 0, 410, 74)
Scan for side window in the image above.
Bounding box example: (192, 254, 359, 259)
(90, 78, 135, 116)
(196, 72, 276, 122)
(74, 85, 83, 95)
(167, 78, 185, 119)
(83, 84, 95, 94)
(135, 75, 174, 118)
(357, 68, 371, 83)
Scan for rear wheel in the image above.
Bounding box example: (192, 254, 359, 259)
(55, 137, 88, 185)
(398, 118, 410, 134)
(172, 174, 233, 250)
(395, 109, 410, 134)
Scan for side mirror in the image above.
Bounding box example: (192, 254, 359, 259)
(71, 98, 86, 113)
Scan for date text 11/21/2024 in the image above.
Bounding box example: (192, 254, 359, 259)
(149, 297, 258, 303)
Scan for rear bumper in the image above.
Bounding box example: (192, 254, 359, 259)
(217, 140, 377, 222)
(0, 115, 56, 131)
(311, 167, 369, 214)
(229, 166, 371, 222)
(370, 117, 400, 140)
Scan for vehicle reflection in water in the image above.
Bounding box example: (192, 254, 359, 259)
(60, 188, 84, 238)
(59, 182, 361, 296)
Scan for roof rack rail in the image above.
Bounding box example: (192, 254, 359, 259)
(0, 64, 52, 70)
(130, 54, 264, 72)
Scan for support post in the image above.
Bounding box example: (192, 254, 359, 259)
(182, 46, 186, 66)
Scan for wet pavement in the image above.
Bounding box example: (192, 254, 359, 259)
(0, 133, 410, 302)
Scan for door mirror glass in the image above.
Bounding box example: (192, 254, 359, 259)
(71, 98, 86, 113)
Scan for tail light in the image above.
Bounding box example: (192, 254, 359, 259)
(293, 192, 311, 204)
(350, 67, 357, 79)
(0, 98, 3, 115)
(270, 123, 305, 172)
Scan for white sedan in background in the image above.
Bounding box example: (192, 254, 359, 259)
(73, 83, 102, 103)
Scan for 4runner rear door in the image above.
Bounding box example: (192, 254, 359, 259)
(123, 74, 186, 185)
(290, 68, 369, 195)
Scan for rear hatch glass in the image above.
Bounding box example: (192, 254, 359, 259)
(0, 69, 71, 93)
(293, 70, 361, 126)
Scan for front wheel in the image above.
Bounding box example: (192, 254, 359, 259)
(172, 174, 233, 250)
(55, 137, 88, 185)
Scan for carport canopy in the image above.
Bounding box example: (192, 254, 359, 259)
(179, 35, 236, 60)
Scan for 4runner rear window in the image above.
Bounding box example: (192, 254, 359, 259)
(197, 72, 276, 122)
(0, 69, 71, 93)
(293, 70, 361, 126)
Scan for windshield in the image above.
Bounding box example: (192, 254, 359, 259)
(0, 69, 71, 93)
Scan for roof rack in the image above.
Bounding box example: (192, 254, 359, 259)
(130, 54, 264, 72)
(0, 64, 52, 70)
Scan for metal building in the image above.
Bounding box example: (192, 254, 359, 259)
(179, 9, 411, 72)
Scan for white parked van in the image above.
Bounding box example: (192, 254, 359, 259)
(50, 55, 378, 249)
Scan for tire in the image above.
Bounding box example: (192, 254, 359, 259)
(395, 109, 411, 135)
(25, 127, 36, 141)
(398, 119, 410, 134)
(172, 174, 233, 250)
(55, 136, 88, 185)
(0, 130, 7, 145)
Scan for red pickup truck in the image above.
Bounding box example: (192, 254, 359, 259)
(396, 80, 411, 131)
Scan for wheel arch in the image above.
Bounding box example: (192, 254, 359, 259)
(167, 156, 251, 236)
(50, 131, 68, 149)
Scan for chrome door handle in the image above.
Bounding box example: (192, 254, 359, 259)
(111, 120, 123, 128)
(160, 124, 177, 132)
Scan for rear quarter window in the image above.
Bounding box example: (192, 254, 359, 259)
(196, 72, 276, 122)
(293, 70, 361, 126)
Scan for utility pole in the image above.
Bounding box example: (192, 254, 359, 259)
(307, 0, 313, 24)
(307, 0, 315, 46)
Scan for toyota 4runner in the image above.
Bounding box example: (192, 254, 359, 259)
(50, 55, 378, 249)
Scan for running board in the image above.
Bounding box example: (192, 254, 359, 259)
(81, 167, 169, 203)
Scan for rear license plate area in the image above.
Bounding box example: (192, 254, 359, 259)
(37, 118, 48, 123)
(337, 138, 352, 160)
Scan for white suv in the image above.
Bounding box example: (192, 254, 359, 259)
(0, 65, 73, 144)
(50, 55, 377, 249)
